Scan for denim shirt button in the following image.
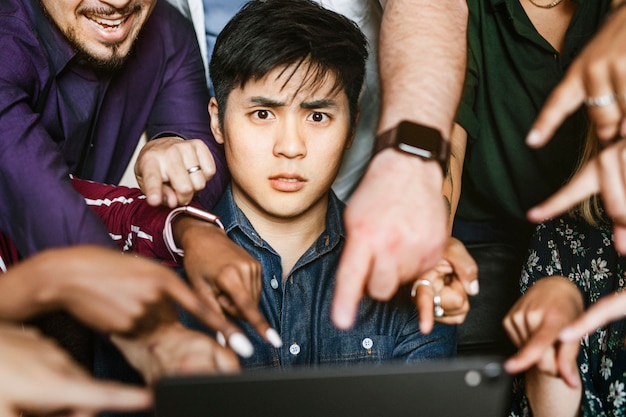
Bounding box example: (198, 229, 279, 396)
(289, 343, 301, 355)
(362, 337, 373, 350)
(270, 277, 279, 290)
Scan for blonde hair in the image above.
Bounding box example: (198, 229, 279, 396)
(568, 128, 603, 225)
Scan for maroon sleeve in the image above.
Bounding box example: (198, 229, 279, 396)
(70, 178, 180, 266)
(0, 232, 20, 272)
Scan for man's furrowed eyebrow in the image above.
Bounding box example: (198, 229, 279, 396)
(249, 96, 285, 107)
(300, 99, 337, 109)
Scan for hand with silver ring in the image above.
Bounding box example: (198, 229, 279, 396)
(135, 136, 216, 208)
(410, 279, 444, 318)
(584, 93, 616, 108)
(409, 238, 476, 334)
(187, 165, 202, 174)
(527, 5, 626, 144)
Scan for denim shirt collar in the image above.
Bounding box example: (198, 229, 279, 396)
(213, 184, 345, 268)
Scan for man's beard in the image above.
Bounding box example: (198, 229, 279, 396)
(69, 35, 133, 73)
(41, 1, 143, 73)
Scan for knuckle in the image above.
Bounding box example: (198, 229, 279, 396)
(585, 58, 609, 79)
(460, 262, 478, 278)
(175, 183, 194, 195)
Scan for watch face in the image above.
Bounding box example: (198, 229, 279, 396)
(396, 121, 444, 159)
(374, 121, 449, 173)
(393, 121, 449, 173)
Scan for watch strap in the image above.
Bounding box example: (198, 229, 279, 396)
(164, 205, 224, 258)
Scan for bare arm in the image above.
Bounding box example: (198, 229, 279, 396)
(377, 0, 467, 135)
(332, 0, 468, 329)
(443, 123, 468, 232)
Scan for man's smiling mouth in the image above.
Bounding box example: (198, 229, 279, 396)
(86, 14, 129, 30)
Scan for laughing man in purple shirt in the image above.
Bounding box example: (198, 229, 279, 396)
(0, 0, 227, 258)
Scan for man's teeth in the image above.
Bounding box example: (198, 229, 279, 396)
(89, 15, 127, 28)
(279, 178, 298, 182)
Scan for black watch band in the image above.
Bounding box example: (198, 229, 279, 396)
(374, 121, 449, 174)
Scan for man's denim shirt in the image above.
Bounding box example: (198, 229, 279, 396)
(183, 185, 455, 369)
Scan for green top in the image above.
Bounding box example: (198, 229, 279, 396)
(456, 0, 610, 226)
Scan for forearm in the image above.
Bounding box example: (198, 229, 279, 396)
(442, 123, 467, 233)
(377, 0, 467, 137)
(525, 367, 581, 417)
(174, 215, 225, 249)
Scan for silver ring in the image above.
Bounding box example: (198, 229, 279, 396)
(410, 279, 445, 318)
(584, 93, 616, 108)
(410, 279, 433, 297)
(187, 165, 201, 174)
(433, 294, 444, 318)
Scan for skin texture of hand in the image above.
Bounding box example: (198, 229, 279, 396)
(410, 237, 477, 334)
(135, 136, 216, 207)
(503, 276, 583, 388)
(0, 324, 151, 417)
(527, 5, 626, 145)
(527, 139, 626, 253)
(332, 150, 448, 329)
(175, 216, 281, 349)
(0, 246, 234, 336)
(111, 322, 240, 385)
(560, 289, 626, 345)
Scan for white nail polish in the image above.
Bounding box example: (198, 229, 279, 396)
(469, 280, 480, 295)
(526, 130, 541, 146)
(266, 328, 283, 348)
(216, 331, 226, 347)
(229, 332, 254, 358)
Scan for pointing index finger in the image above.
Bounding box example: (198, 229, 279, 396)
(332, 238, 372, 330)
(527, 158, 600, 223)
(526, 71, 586, 148)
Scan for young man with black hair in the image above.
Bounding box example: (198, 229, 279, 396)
(178, 0, 463, 367)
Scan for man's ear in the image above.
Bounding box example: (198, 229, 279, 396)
(208, 98, 224, 144)
(345, 109, 360, 150)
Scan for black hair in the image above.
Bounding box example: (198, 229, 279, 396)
(209, 0, 369, 129)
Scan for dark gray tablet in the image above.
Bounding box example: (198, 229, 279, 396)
(154, 356, 513, 417)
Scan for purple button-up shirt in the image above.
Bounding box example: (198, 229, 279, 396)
(0, 0, 227, 257)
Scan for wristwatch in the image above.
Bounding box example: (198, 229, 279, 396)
(374, 120, 449, 174)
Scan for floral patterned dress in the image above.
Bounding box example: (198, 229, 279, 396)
(510, 215, 626, 417)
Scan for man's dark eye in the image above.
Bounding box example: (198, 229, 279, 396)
(312, 112, 323, 121)
(257, 110, 269, 119)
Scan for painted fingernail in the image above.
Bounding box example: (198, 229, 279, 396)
(526, 129, 541, 146)
(266, 328, 283, 348)
(216, 331, 226, 347)
(229, 332, 254, 358)
(468, 280, 480, 295)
